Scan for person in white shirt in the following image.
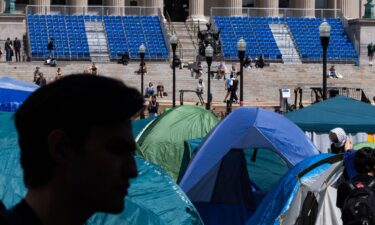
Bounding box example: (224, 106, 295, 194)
(217, 61, 227, 80)
(196, 78, 205, 94)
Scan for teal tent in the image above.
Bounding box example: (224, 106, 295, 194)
(286, 96, 375, 133)
(0, 112, 203, 225)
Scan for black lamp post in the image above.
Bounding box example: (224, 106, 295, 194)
(139, 44, 146, 118)
(237, 37, 247, 106)
(205, 44, 214, 110)
(170, 34, 178, 108)
(319, 20, 331, 100)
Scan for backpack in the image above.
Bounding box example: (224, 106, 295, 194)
(342, 179, 375, 225)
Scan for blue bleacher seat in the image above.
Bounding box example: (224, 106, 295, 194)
(286, 18, 357, 62)
(103, 15, 168, 60)
(28, 14, 90, 60)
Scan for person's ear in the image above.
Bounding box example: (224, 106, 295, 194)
(48, 129, 72, 162)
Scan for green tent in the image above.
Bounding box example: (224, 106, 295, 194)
(354, 142, 375, 150)
(0, 112, 203, 225)
(286, 96, 375, 133)
(137, 105, 219, 181)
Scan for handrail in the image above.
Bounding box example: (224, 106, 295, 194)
(185, 19, 199, 50)
(164, 10, 184, 60)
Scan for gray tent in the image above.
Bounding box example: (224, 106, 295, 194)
(247, 154, 345, 225)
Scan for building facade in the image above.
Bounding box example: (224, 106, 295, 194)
(0, 0, 365, 20)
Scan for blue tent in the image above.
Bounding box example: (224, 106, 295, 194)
(180, 107, 319, 225)
(0, 77, 38, 112)
(0, 112, 203, 225)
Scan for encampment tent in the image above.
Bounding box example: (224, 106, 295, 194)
(0, 77, 38, 112)
(247, 154, 344, 225)
(180, 107, 319, 225)
(137, 105, 219, 181)
(0, 112, 203, 225)
(286, 96, 375, 152)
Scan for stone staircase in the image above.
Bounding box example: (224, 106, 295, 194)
(269, 24, 301, 64)
(84, 21, 110, 63)
(1, 62, 374, 106)
(168, 22, 198, 62)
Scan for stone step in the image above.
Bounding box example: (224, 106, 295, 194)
(2, 62, 373, 104)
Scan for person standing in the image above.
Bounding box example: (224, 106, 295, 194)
(368, 42, 374, 66)
(13, 37, 21, 62)
(196, 78, 205, 94)
(48, 38, 54, 57)
(4, 38, 11, 62)
(229, 74, 239, 104)
(8, 42, 14, 62)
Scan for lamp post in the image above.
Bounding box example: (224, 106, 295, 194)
(170, 34, 178, 108)
(319, 20, 331, 100)
(205, 44, 214, 110)
(237, 37, 246, 106)
(139, 44, 146, 119)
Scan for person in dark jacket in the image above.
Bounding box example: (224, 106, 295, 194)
(0, 75, 144, 225)
(13, 37, 21, 62)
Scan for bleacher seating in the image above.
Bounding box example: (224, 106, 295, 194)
(213, 16, 357, 63)
(28, 14, 90, 59)
(213, 16, 282, 60)
(103, 15, 168, 60)
(287, 17, 357, 61)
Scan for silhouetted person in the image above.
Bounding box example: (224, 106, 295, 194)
(0, 75, 144, 225)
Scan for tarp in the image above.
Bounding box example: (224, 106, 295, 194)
(137, 105, 219, 181)
(0, 77, 38, 112)
(247, 154, 343, 225)
(179, 107, 319, 225)
(0, 112, 203, 225)
(286, 96, 375, 133)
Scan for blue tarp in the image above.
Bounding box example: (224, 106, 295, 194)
(246, 154, 334, 225)
(0, 77, 38, 112)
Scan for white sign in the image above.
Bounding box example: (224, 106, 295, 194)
(281, 88, 291, 98)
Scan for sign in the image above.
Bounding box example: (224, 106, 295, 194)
(281, 88, 291, 98)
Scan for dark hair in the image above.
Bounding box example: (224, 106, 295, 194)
(0, 201, 5, 210)
(15, 74, 144, 188)
(354, 147, 375, 174)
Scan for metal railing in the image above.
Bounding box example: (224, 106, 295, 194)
(164, 10, 184, 60)
(310, 87, 369, 103)
(26, 5, 162, 17)
(211, 7, 343, 19)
